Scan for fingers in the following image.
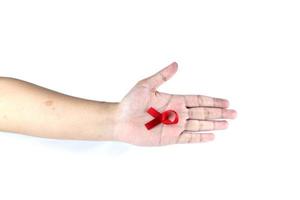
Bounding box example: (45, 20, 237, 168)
(138, 62, 178, 89)
(183, 95, 229, 108)
(185, 120, 228, 131)
(177, 132, 215, 144)
(188, 107, 237, 120)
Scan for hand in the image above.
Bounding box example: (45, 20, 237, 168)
(113, 62, 237, 146)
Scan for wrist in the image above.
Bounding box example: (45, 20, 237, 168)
(94, 101, 119, 141)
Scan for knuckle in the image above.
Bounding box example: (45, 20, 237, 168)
(137, 79, 148, 86)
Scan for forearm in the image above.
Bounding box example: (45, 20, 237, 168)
(0, 77, 118, 141)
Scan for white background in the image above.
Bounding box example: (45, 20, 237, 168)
(0, 0, 299, 199)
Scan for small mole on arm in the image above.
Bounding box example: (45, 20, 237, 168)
(44, 100, 56, 111)
(44, 100, 53, 106)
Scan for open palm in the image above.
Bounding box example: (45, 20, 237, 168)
(113, 62, 236, 146)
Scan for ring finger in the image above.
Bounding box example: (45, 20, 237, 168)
(185, 120, 228, 131)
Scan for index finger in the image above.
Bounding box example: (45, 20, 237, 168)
(181, 95, 229, 108)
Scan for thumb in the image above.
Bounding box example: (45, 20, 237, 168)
(140, 62, 178, 89)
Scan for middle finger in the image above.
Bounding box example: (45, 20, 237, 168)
(188, 107, 237, 120)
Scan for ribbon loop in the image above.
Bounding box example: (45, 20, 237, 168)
(145, 107, 179, 130)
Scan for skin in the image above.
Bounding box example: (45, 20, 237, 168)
(0, 62, 236, 146)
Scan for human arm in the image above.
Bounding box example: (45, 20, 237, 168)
(0, 77, 117, 141)
(0, 62, 236, 146)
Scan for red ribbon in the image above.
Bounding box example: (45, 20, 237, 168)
(145, 107, 179, 130)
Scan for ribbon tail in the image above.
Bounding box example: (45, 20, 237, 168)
(145, 117, 161, 130)
(147, 107, 161, 117)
